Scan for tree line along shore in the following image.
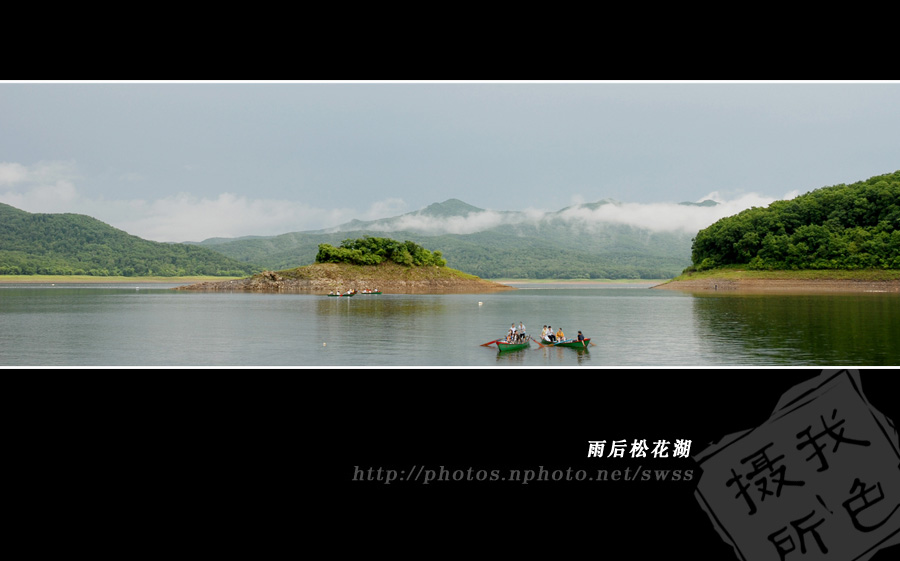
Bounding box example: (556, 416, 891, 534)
(658, 171, 900, 292)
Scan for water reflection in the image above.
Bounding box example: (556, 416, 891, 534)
(529, 343, 592, 364)
(3, 284, 895, 366)
(316, 295, 448, 317)
(690, 292, 900, 365)
(495, 348, 530, 364)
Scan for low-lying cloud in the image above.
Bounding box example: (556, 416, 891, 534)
(1, 160, 798, 242)
(0, 161, 393, 242)
(355, 191, 797, 236)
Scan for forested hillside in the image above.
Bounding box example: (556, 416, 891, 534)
(191, 228, 691, 279)
(0, 203, 260, 276)
(192, 200, 697, 279)
(690, 170, 900, 271)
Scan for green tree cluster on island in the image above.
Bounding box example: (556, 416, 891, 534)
(315, 236, 447, 267)
(690, 170, 900, 271)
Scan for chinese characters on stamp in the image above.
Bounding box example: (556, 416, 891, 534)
(694, 370, 899, 561)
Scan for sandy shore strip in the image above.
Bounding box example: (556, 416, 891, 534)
(491, 279, 663, 287)
(4, 276, 899, 293)
(652, 278, 900, 293)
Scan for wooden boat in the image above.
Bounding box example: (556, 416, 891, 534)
(496, 340, 530, 352)
(359, 291, 382, 294)
(537, 337, 590, 348)
(555, 338, 590, 348)
(327, 292, 356, 297)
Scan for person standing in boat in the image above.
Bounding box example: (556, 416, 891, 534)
(518, 321, 526, 340)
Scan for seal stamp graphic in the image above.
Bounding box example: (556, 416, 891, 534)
(694, 370, 899, 561)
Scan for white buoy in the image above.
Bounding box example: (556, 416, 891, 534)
(478, 301, 483, 306)
(323, 342, 327, 346)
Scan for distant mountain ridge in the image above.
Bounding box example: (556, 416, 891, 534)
(420, 199, 485, 216)
(309, 197, 718, 234)
(7, 171, 893, 280)
(310, 198, 500, 234)
(0, 196, 720, 280)
(191, 197, 717, 279)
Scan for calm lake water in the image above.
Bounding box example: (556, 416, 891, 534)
(1, 282, 898, 367)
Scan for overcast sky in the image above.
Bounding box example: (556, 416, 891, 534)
(1, 81, 898, 242)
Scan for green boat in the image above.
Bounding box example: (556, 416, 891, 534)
(496, 340, 530, 352)
(556, 338, 590, 348)
(536, 337, 590, 349)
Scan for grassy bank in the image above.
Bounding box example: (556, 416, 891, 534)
(0, 275, 243, 284)
(662, 266, 900, 284)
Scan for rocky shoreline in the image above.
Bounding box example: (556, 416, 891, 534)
(174, 263, 517, 294)
(652, 278, 900, 293)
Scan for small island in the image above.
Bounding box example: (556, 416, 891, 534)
(654, 170, 900, 293)
(175, 236, 516, 294)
